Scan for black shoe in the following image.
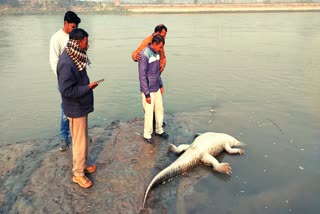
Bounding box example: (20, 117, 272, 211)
(60, 139, 69, 151)
(155, 132, 169, 139)
(144, 137, 154, 144)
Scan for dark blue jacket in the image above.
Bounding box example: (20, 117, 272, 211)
(138, 44, 163, 98)
(57, 51, 94, 118)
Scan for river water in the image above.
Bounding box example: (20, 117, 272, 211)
(0, 12, 320, 213)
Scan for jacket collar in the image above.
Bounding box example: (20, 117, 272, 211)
(148, 43, 157, 54)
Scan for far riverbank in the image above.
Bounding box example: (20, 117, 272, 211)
(1, 3, 320, 15)
(122, 3, 320, 13)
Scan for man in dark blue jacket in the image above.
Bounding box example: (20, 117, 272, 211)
(139, 34, 169, 144)
(57, 28, 99, 188)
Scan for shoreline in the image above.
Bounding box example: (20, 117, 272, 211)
(122, 3, 320, 13)
(1, 3, 320, 15)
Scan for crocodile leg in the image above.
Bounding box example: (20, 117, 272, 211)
(225, 143, 245, 155)
(168, 144, 190, 154)
(201, 153, 232, 175)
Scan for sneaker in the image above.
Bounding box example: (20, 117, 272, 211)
(144, 137, 154, 144)
(155, 132, 169, 139)
(60, 139, 69, 151)
(84, 164, 97, 174)
(72, 175, 93, 188)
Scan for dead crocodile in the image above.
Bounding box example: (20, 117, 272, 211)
(142, 132, 245, 207)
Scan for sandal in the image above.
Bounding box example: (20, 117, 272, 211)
(72, 175, 93, 188)
(84, 164, 97, 174)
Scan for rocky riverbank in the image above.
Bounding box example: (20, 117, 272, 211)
(0, 110, 220, 213)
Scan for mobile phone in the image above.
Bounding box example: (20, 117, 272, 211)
(96, 79, 104, 84)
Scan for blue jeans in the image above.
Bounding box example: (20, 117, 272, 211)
(60, 103, 70, 140)
(58, 84, 70, 140)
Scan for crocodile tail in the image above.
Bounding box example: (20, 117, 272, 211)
(142, 164, 179, 208)
(142, 151, 200, 208)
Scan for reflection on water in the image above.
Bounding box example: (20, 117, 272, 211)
(0, 12, 319, 213)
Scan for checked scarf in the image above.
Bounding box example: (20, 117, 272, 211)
(65, 39, 89, 72)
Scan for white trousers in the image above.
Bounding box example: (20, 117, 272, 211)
(141, 89, 164, 139)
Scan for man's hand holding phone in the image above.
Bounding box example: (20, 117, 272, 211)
(96, 79, 104, 84)
(88, 79, 104, 89)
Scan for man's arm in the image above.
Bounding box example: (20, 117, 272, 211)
(49, 36, 61, 76)
(57, 60, 91, 99)
(138, 52, 150, 99)
(159, 47, 166, 73)
(159, 76, 164, 95)
(132, 35, 152, 62)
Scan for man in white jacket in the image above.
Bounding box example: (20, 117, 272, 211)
(50, 11, 81, 151)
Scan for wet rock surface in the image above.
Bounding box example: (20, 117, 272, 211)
(2, 108, 317, 213)
(0, 110, 216, 214)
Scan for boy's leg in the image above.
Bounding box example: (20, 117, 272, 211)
(60, 103, 70, 151)
(154, 89, 164, 135)
(142, 92, 155, 139)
